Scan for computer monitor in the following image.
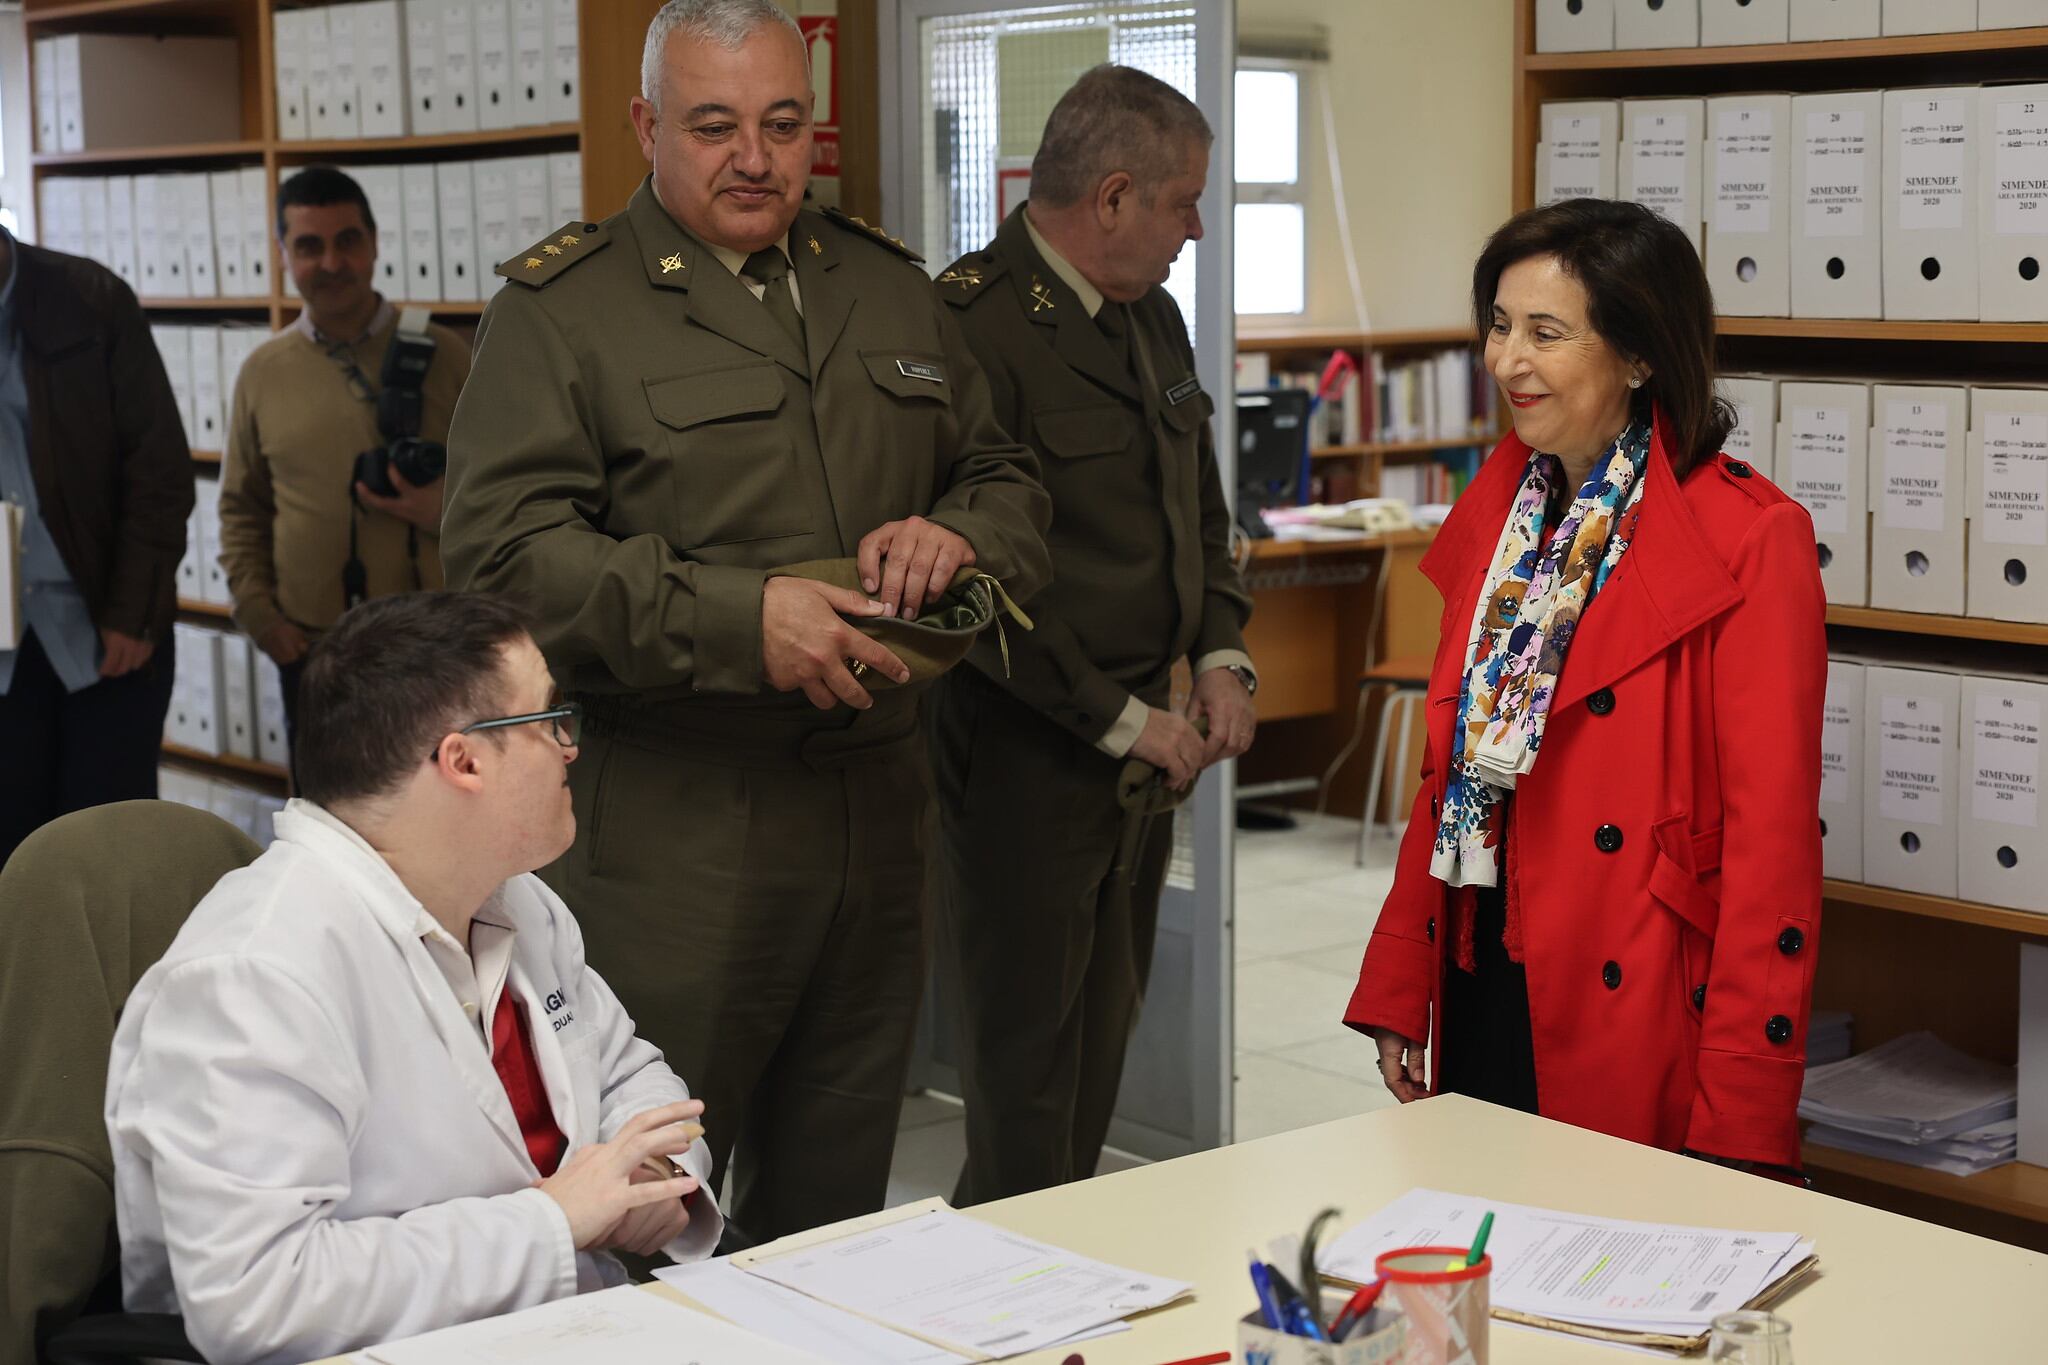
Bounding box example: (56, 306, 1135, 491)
(1234, 388, 1311, 539)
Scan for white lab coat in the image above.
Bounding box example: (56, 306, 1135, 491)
(105, 801, 721, 1365)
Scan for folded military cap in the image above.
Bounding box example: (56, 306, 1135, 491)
(1116, 715, 1209, 815)
(769, 559, 1033, 688)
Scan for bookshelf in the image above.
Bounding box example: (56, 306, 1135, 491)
(1512, 1, 2048, 1247)
(24, 0, 665, 793)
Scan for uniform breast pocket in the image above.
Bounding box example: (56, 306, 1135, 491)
(1158, 386, 1214, 441)
(1032, 400, 1135, 462)
(644, 362, 808, 550)
(861, 350, 955, 408)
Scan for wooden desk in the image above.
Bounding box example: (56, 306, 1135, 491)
(657, 1095, 2046, 1363)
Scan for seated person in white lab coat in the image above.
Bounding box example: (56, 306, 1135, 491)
(105, 591, 722, 1365)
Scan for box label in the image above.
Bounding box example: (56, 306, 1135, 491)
(1880, 692, 1949, 826)
(1786, 405, 1852, 534)
(1723, 396, 1761, 464)
(1993, 98, 2048, 237)
(1715, 107, 1777, 235)
(1896, 97, 1968, 232)
(1546, 113, 1606, 203)
(1822, 683, 1855, 808)
(1881, 398, 1951, 533)
(1981, 411, 2048, 547)
(1628, 110, 1694, 229)
(1973, 692, 2041, 829)
(1804, 107, 1871, 239)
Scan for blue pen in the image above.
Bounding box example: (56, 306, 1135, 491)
(1286, 1299, 1328, 1342)
(1247, 1250, 1284, 1329)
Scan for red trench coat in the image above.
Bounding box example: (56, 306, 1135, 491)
(1344, 409, 1827, 1168)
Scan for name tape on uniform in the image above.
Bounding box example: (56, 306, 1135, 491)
(1166, 376, 1201, 406)
(897, 359, 944, 383)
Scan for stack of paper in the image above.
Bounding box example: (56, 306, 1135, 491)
(1800, 1031, 2018, 1173)
(1806, 1009, 1854, 1067)
(1318, 1189, 1816, 1351)
(356, 1284, 826, 1365)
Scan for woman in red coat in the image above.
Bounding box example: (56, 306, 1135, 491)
(1345, 199, 1827, 1171)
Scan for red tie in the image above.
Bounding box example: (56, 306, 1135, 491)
(490, 991, 568, 1176)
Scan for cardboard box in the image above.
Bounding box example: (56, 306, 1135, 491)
(547, 0, 579, 122)
(513, 0, 551, 124)
(1978, 83, 2048, 322)
(1792, 0, 1881, 39)
(1870, 384, 1968, 615)
(1960, 673, 2048, 911)
(167, 624, 225, 757)
(1621, 98, 1704, 251)
(1616, 0, 1700, 46)
(54, 34, 239, 153)
(1884, 87, 1980, 320)
(357, 0, 410, 137)
(1718, 374, 1778, 481)
(1707, 94, 1793, 316)
(1863, 663, 1961, 897)
(2021, 944, 2048, 1165)
(1537, 0, 1616, 51)
(441, 0, 482, 133)
(1538, 101, 1620, 205)
(1702, 0, 1790, 44)
(1967, 386, 2048, 623)
(406, 0, 445, 136)
(476, 0, 516, 130)
(219, 631, 259, 762)
(1793, 89, 1884, 319)
(1884, 0, 1978, 32)
(437, 161, 480, 301)
(1779, 380, 1871, 605)
(402, 163, 443, 299)
(1823, 657, 1866, 882)
(1983, 0, 2048, 24)
(255, 653, 291, 769)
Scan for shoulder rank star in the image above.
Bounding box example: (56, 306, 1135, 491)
(1029, 276, 1056, 312)
(559, 233, 579, 247)
(542, 243, 563, 256)
(524, 257, 544, 270)
(938, 266, 983, 289)
(658, 252, 685, 274)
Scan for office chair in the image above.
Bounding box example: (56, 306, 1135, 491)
(2, 799, 260, 1365)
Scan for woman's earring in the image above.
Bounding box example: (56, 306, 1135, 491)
(1627, 375, 1644, 389)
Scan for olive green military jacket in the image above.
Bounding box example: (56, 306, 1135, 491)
(441, 181, 1051, 714)
(938, 206, 1252, 747)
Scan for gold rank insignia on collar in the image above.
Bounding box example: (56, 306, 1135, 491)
(1029, 276, 1057, 313)
(498, 218, 610, 288)
(659, 252, 685, 274)
(938, 266, 983, 289)
(808, 235, 823, 255)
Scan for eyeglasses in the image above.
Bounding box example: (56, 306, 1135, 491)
(431, 701, 583, 759)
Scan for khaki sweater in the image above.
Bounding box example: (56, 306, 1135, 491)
(218, 312, 471, 639)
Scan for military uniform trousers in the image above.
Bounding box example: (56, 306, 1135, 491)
(930, 666, 1174, 1207)
(545, 713, 931, 1241)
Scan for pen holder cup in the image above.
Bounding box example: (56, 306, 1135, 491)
(1373, 1248, 1491, 1365)
(1237, 1290, 1408, 1365)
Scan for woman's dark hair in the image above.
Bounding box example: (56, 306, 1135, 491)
(295, 591, 535, 808)
(1472, 198, 1733, 481)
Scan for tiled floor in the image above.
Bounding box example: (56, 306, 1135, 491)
(885, 813, 1400, 1204)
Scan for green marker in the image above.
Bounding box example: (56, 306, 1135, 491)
(1463, 1211, 1495, 1268)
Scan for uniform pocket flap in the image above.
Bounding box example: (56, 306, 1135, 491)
(861, 350, 952, 401)
(1648, 813, 1723, 940)
(1034, 401, 1133, 458)
(1159, 383, 1214, 433)
(644, 364, 785, 429)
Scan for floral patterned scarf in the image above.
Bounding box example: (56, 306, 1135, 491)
(1429, 421, 1651, 888)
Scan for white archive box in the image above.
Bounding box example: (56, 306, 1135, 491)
(1884, 87, 1980, 320)
(476, 0, 516, 130)
(1792, 0, 1881, 38)
(1615, 0, 1699, 47)
(194, 476, 231, 607)
(80, 180, 109, 278)
(352, 165, 408, 299)
(167, 624, 226, 756)
(1718, 374, 1778, 481)
(1870, 384, 1968, 615)
(1983, 0, 2048, 23)
(1822, 657, 1866, 882)
(1863, 663, 1961, 897)
(255, 652, 291, 769)
(1960, 672, 2048, 911)
(358, 0, 410, 138)
(189, 325, 225, 453)
(406, 0, 446, 136)
(549, 150, 582, 223)
(326, 2, 363, 139)
(472, 158, 517, 298)
(512, 154, 552, 249)
(1707, 94, 1792, 316)
(209, 170, 245, 297)
(1884, 0, 1978, 31)
(240, 165, 271, 298)
(131, 178, 165, 295)
(35, 178, 79, 258)
(176, 506, 204, 602)
(304, 6, 337, 141)
(402, 163, 443, 299)
(274, 7, 309, 140)
(150, 324, 194, 442)
(1792, 90, 1884, 319)
(1978, 83, 2048, 322)
(1621, 99, 1704, 251)
(442, 0, 483, 134)
(1538, 101, 1620, 206)
(437, 161, 481, 301)
(512, 0, 551, 123)
(32, 38, 59, 154)
(548, 0, 579, 123)
(51, 34, 241, 153)
(219, 631, 259, 762)
(2025, 945, 2048, 1165)
(1536, 0, 1615, 51)
(1967, 386, 2048, 623)
(180, 174, 219, 299)
(1702, 0, 1790, 43)
(105, 176, 139, 292)
(1779, 380, 1871, 604)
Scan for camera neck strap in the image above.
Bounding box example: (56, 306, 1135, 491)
(340, 307, 435, 610)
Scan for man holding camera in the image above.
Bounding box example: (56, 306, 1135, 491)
(218, 166, 471, 746)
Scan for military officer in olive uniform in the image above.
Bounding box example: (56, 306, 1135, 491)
(440, 0, 1050, 1240)
(931, 65, 1258, 1205)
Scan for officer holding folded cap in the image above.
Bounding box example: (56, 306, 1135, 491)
(441, 0, 1049, 1241)
(929, 65, 1256, 1205)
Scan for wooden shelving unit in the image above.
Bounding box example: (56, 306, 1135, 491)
(1511, 0, 2048, 1249)
(24, 0, 665, 794)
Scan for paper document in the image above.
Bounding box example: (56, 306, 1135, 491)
(1320, 1189, 1811, 1339)
(0, 502, 22, 650)
(1799, 1031, 2017, 1143)
(744, 1207, 1191, 1359)
(1808, 1115, 2018, 1175)
(360, 1284, 826, 1365)
(658, 1259, 973, 1365)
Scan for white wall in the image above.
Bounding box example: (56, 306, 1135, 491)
(1238, 0, 1514, 332)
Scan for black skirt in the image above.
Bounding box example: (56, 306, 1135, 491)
(1440, 879, 1541, 1114)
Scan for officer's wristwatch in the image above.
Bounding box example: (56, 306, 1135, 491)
(1225, 664, 1257, 696)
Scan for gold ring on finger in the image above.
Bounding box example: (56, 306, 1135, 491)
(847, 658, 869, 679)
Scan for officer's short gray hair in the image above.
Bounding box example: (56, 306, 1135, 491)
(642, 0, 805, 112)
(1030, 65, 1212, 209)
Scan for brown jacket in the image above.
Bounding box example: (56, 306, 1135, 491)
(12, 242, 191, 641)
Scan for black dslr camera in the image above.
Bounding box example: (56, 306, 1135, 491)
(351, 322, 447, 497)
